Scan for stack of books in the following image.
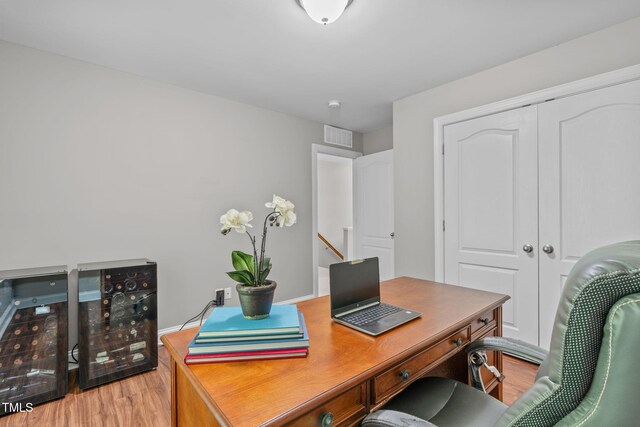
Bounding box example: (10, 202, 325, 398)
(184, 304, 309, 364)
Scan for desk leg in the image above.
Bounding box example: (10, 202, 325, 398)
(468, 307, 504, 401)
(493, 307, 504, 401)
(171, 357, 178, 427)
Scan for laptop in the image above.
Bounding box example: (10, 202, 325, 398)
(329, 257, 421, 336)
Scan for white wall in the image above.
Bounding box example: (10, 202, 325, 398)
(363, 126, 393, 155)
(0, 40, 362, 347)
(393, 16, 640, 280)
(317, 154, 353, 263)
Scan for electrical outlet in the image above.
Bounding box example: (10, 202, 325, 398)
(224, 287, 232, 300)
(215, 289, 224, 306)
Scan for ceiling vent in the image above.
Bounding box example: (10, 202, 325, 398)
(324, 125, 353, 148)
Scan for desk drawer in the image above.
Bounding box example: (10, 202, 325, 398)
(286, 383, 367, 427)
(373, 327, 470, 404)
(470, 309, 496, 336)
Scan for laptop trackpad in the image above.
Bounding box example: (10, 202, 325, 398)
(365, 310, 420, 334)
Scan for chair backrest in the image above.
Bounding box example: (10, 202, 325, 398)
(495, 240, 640, 427)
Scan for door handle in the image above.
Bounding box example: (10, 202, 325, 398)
(522, 244, 533, 253)
(542, 245, 554, 254)
(390, 232, 395, 239)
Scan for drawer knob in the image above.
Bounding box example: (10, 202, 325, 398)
(454, 338, 463, 347)
(480, 318, 489, 326)
(399, 369, 411, 381)
(321, 412, 334, 427)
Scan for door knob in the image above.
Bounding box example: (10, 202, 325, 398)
(522, 244, 533, 253)
(542, 245, 554, 254)
(390, 232, 395, 239)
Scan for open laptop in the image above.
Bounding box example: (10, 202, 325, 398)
(329, 257, 421, 336)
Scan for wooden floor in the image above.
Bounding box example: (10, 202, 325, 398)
(0, 351, 538, 426)
(502, 355, 539, 406)
(0, 350, 172, 427)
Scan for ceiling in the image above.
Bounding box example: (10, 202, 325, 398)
(1, 1, 640, 133)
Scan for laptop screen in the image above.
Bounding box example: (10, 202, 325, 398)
(329, 257, 380, 317)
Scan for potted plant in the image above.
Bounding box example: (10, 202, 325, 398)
(220, 195, 296, 319)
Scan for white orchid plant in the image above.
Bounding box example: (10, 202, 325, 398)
(220, 195, 297, 287)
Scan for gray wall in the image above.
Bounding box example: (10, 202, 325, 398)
(393, 16, 640, 280)
(0, 40, 361, 347)
(362, 126, 393, 155)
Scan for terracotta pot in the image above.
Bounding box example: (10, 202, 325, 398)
(236, 280, 277, 320)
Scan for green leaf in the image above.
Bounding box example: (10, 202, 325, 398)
(231, 251, 254, 273)
(259, 266, 271, 283)
(259, 266, 272, 284)
(258, 257, 271, 284)
(227, 270, 255, 286)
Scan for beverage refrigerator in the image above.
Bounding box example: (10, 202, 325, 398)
(77, 259, 157, 390)
(0, 266, 68, 415)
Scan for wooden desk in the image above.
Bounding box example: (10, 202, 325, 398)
(161, 277, 509, 426)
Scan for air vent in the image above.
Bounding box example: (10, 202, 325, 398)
(324, 125, 353, 148)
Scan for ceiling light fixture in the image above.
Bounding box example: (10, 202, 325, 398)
(295, 0, 354, 26)
(328, 100, 341, 108)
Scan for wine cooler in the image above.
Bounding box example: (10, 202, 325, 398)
(0, 266, 68, 415)
(78, 259, 157, 390)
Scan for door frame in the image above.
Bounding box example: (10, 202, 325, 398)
(433, 63, 640, 282)
(312, 144, 362, 297)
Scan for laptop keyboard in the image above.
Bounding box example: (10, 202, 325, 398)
(341, 303, 403, 326)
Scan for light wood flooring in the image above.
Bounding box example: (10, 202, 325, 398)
(1, 351, 538, 426)
(0, 350, 171, 427)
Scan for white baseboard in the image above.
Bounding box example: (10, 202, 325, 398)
(274, 294, 316, 305)
(156, 294, 316, 346)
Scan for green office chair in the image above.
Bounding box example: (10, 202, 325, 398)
(363, 240, 640, 427)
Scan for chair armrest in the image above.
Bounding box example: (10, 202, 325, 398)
(361, 410, 437, 427)
(466, 336, 547, 365)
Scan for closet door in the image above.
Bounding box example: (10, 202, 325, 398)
(444, 106, 539, 344)
(538, 79, 640, 349)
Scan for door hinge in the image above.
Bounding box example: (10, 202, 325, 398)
(442, 145, 444, 155)
(443, 220, 445, 232)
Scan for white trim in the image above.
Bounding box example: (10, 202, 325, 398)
(157, 293, 316, 346)
(434, 122, 445, 282)
(275, 293, 316, 305)
(157, 321, 202, 342)
(311, 144, 362, 297)
(433, 63, 640, 282)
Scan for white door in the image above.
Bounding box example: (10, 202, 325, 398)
(538, 79, 640, 349)
(354, 150, 395, 281)
(444, 106, 539, 344)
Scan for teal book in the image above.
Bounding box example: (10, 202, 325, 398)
(196, 304, 300, 338)
(188, 312, 309, 355)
